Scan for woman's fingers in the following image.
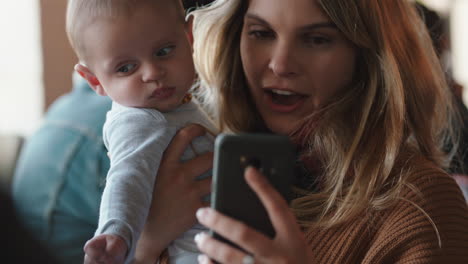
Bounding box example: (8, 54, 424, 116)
(182, 151, 214, 179)
(163, 124, 208, 163)
(197, 176, 212, 195)
(196, 207, 272, 257)
(160, 124, 213, 182)
(192, 177, 212, 208)
(195, 168, 312, 264)
(244, 167, 298, 236)
(197, 254, 214, 264)
(195, 232, 249, 264)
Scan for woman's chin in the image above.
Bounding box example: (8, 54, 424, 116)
(265, 121, 296, 136)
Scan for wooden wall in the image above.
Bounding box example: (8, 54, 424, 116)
(40, 0, 77, 110)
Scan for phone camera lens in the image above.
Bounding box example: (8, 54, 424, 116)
(240, 156, 261, 169)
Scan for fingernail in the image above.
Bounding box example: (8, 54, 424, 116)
(194, 232, 206, 244)
(198, 254, 209, 263)
(196, 207, 209, 221)
(246, 165, 260, 174)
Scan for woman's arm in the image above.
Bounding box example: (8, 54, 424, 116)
(194, 167, 314, 264)
(133, 124, 213, 263)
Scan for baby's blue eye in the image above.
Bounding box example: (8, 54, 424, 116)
(117, 63, 136, 73)
(155, 45, 175, 57)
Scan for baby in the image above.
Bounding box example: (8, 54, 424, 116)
(66, 0, 214, 263)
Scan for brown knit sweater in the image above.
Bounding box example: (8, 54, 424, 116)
(305, 162, 468, 263)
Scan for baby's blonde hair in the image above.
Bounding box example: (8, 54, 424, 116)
(66, 0, 185, 63)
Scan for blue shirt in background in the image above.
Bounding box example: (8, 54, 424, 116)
(12, 79, 111, 264)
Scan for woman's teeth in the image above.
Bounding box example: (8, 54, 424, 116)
(267, 89, 305, 106)
(271, 89, 295, 95)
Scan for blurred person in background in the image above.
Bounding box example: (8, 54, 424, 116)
(11, 75, 112, 264)
(416, 2, 468, 200)
(0, 189, 59, 263)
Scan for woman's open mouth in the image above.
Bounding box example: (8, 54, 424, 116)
(264, 88, 306, 112)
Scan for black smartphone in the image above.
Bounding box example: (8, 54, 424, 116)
(210, 133, 295, 250)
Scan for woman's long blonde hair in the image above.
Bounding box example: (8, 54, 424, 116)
(192, 0, 458, 228)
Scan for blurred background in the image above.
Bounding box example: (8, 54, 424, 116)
(0, 0, 467, 137)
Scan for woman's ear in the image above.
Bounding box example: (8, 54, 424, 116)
(74, 64, 107, 96)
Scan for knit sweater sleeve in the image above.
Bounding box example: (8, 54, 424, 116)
(365, 167, 468, 263)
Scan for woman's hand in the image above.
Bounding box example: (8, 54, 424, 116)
(194, 167, 314, 264)
(134, 124, 213, 263)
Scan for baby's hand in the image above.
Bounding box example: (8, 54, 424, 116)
(84, 234, 127, 264)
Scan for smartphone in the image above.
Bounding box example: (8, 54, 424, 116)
(210, 133, 295, 250)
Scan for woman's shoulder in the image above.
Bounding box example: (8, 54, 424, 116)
(400, 156, 466, 207)
(371, 158, 468, 263)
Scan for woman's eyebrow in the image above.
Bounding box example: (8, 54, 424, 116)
(244, 13, 336, 30)
(299, 22, 337, 31)
(244, 13, 270, 25)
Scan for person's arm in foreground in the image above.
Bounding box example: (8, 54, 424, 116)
(195, 167, 314, 264)
(134, 124, 213, 264)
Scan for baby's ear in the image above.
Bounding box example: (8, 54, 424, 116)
(74, 64, 106, 96)
(185, 15, 194, 45)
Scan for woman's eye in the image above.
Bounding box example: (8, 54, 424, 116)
(155, 45, 175, 57)
(305, 35, 331, 46)
(117, 63, 136, 73)
(248, 30, 275, 39)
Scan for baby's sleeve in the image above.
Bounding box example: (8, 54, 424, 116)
(98, 108, 176, 263)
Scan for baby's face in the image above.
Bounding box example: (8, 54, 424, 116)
(83, 2, 195, 111)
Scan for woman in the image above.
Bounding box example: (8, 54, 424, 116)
(136, 0, 468, 263)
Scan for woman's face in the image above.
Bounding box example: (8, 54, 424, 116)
(240, 0, 357, 134)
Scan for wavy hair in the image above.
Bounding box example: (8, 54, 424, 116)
(192, 0, 458, 228)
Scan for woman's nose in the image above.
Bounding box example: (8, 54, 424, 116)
(268, 41, 298, 78)
(142, 62, 166, 82)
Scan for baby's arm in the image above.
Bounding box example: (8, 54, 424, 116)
(96, 107, 176, 262)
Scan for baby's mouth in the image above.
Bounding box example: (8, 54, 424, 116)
(149, 86, 176, 100)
